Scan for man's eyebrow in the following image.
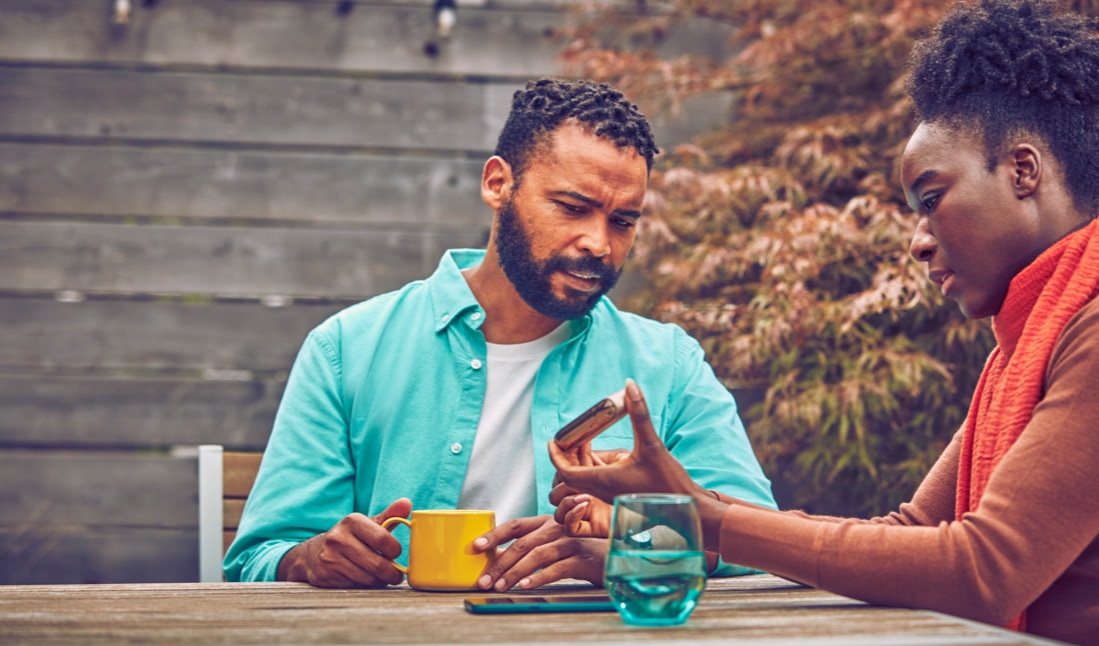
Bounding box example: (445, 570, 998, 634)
(553, 191, 642, 218)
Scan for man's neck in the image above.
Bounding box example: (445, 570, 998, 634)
(461, 263, 564, 344)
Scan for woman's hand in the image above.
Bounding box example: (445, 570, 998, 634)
(547, 379, 704, 504)
(553, 493, 613, 537)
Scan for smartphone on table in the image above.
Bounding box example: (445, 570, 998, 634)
(463, 594, 615, 614)
(553, 388, 627, 451)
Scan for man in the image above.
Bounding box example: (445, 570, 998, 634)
(224, 78, 776, 590)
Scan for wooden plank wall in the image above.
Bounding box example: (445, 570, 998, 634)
(0, 0, 735, 583)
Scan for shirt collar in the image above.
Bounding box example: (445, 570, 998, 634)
(429, 249, 487, 333)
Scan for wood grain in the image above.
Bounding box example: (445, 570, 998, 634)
(0, 66, 520, 152)
(0, 374, 280, 450)
(0, 575, 1056, 643)
(0, 298, 345, 372)
(0, 220, 488, 297)
(0, 143, 488, 224)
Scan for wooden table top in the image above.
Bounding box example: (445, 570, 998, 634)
(0, 574, 1062, 645)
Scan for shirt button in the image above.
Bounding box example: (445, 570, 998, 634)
(450, 442, 462, 454)
(470, 359, 482, 370)
(470, 312, 482, 321)
(441, 314, 450, 322)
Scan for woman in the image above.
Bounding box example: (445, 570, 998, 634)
(548, 1, 1099, 643)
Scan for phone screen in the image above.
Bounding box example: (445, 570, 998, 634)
(463, 594, 616, 614)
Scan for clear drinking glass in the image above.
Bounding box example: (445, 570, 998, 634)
(604, 493, 707, 626)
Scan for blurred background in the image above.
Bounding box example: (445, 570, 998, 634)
(7, 0, 1093, 585)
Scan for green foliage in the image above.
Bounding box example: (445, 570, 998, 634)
(559, 0, 998, 516)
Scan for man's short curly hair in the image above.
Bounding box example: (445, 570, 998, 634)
(906, 0, 1099, 215)
(494, 78, 659, 183)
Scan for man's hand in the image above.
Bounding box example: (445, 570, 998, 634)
(276, 498, 412, 588)
(471, 515, 606, 591)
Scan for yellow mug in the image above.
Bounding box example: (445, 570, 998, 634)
(381, 509, 496, 591)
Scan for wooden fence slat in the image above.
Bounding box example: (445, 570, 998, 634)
(0, 374, 281, 450)
(0, 298, 345, 373)
(0, 220, 488, 297)
(0, 67, 517, 152)
(0, 527, 197, 584)
(0, 450, 197, 527)
(0, 143, 487, 224)
(0, 0, 568, 77)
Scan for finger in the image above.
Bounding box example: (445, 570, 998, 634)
(512, 556, 578, 590)
(577, 442, 595, 467)
(344, 513, 405, 561)
(548, 481, 580, 506)
(624, 378, 662, 451)
(514, 538, 606, 590)
(476, 517, 558, 590)
(472, 516, 545, 554)
(552, 494, 590, 525)
(488, 532, 570, 591)
(371, 498, 413, 527)
(565, 510, 591, 537)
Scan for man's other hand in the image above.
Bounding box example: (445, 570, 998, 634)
(276, 498, 412, 588)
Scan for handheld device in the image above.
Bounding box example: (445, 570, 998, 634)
(463, 594, 615, 614)
(553, 388, 628, 451)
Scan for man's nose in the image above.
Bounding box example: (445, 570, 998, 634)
(578, 221, 611, 258)
(909, 218, 936, 262)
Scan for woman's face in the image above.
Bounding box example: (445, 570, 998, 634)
(902, 122, 1044, 319)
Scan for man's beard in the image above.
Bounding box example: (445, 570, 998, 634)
(494, 197, 621, 321)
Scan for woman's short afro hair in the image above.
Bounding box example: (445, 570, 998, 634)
(906, 0, 1099, 214)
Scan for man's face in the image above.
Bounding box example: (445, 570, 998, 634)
(494, 123, 648, 321)
(902, 122, 1043, 319)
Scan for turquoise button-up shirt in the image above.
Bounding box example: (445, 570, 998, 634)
(225, 249, 776, 581)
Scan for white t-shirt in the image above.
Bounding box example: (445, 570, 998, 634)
(457, 324, 570, 524)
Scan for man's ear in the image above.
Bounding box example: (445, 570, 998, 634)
(481, 156, 513, 211)
(1011, 143, 1042, 199)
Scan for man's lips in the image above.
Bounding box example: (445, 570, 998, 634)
(561, 270, 602, 293)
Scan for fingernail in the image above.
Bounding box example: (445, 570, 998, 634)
(518, 578, 531, 589)
(473, 537, 487, 549)
(494, 579, 508, 591)
(575, 500, 589, 510)
(626, 378, 642, 401)
(478, 574, 492, 589)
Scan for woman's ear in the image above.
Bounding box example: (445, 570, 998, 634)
(1011, 143, 1042, 199)
(481, 156, 513, 211)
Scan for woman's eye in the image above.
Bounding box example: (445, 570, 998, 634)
(921, 194, 940, 212)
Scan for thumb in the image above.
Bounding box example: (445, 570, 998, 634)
(624, 378, 662, 451)
(373, 497, 413, 527)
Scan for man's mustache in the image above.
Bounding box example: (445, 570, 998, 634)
(546, 255, 615, 280)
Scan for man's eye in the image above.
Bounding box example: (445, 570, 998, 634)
(558, 202, 585, 214)
(612, 217, 636, 229)
(921, 194, 940, 212)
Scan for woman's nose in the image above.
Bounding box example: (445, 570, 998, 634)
(908, 219, 936, 262)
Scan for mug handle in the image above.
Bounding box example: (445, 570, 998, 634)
(380, 516, 410, 574)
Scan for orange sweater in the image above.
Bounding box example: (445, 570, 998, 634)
(718, 288, 1099, 644)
